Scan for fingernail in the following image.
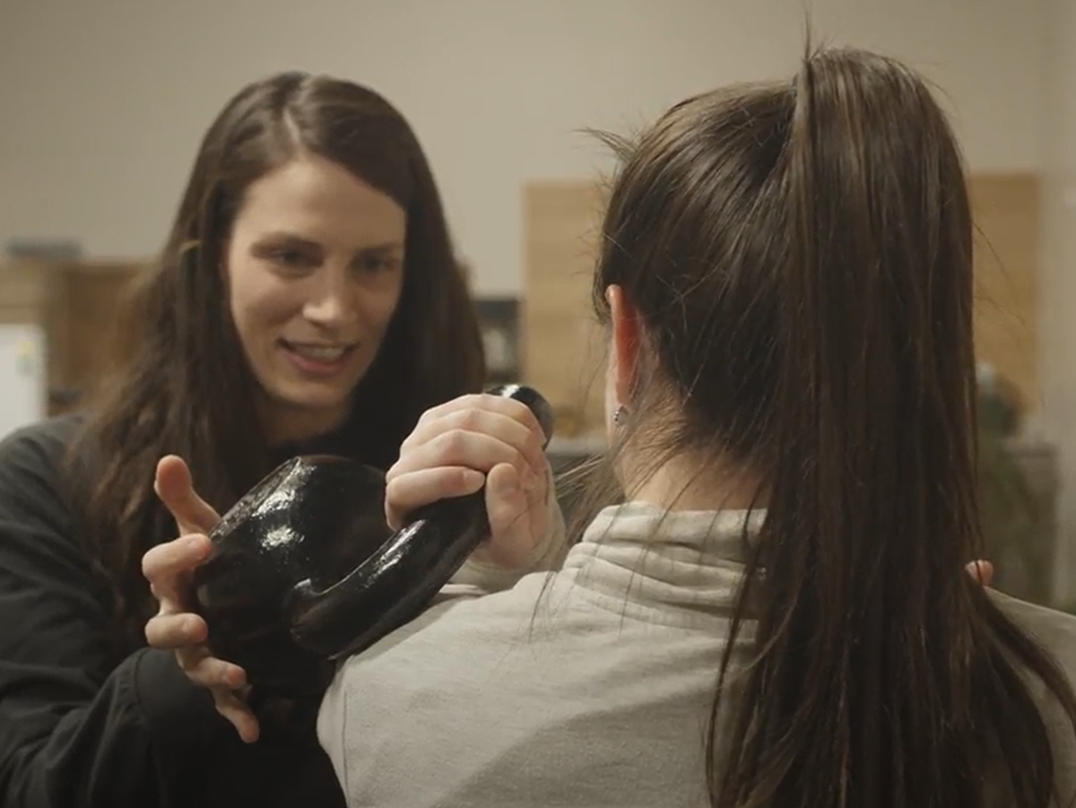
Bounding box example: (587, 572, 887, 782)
(462, 469, 485, 490)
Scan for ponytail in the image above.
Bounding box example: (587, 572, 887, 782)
(708, 47, 1076, 808)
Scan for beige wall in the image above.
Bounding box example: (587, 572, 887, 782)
(0, 0, 1045, 295)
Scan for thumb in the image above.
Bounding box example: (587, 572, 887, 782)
(482, 464, 536, 569)
(155, 455, 221, 535)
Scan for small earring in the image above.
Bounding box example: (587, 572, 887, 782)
(613, 404, 628, 425)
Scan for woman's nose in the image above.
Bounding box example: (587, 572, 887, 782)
(302, 267, 355, 327)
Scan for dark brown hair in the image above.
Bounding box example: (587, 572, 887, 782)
(71, 72, 484, 626)
(576, 46, 1076, 807)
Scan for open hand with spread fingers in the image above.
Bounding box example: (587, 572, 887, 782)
(142, 455, 260, 743)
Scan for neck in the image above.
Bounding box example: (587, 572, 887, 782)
(256, 396, 350, 447)
(625, 449, 765, 513)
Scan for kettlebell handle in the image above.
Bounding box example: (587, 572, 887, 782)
(287, 384, 555, 660)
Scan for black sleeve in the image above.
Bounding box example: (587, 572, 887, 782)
(0, 418, 223, 808)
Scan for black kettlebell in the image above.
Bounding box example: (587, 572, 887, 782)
(190, 384, 554, 698)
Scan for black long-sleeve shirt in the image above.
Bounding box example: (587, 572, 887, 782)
(0, 415, 345, 807)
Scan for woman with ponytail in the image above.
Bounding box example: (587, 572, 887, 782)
(319, 46, 1076, 808)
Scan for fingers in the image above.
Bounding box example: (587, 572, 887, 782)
(386, 426, 545, 532)
(182, 647, 248, 692)
(212, 689, 260, 744)
(144, 611, 208, 649)
(410, 394, 546, 444)
(155, 455, 221, 536)
(403, 396, 547, 476)
(140, 465, 258, 748)
(141, 534, 212, 606)
(966, 559, 994, 587)
(385, 466, 486, 530)
(176, 645, 260, 743)
(386, 393, 553, 565)
(392, 427, 540, 486)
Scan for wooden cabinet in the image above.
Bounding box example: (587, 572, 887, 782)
(521, 182, 608, 438)
(0, 260, 145, 416)
(969, 174, 1040, 411)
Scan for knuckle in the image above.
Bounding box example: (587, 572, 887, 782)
(384, 475, 403, 499)
(439, 429, 469, 458)
(454, 408, 484, 431)
(502, 397, 533, 424)
(147, 618, 174, 645)
(522, 430, 544, 459)
(421, 398, 454, 421)
(140, 547, 164, 579)
(387, 470, 419, 496)
(503, 397, 527, 416)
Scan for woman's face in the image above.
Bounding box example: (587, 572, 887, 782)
(225, 153, 406, 444)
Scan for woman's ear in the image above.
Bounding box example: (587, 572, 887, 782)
(606, 284, 641, 407)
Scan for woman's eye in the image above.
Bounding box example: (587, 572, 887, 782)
(272, 250, 311, 267)
(262, 249, 320, 275)
(357, 254, 399, 274)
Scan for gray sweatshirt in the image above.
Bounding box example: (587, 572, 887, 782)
(318, 503, 1076, 807)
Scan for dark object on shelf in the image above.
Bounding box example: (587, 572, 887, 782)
(191, 383, 555, 698)
(48, 388, 82, 409)
(5, 238, 83, 261)
(978, 364, 1022, 437)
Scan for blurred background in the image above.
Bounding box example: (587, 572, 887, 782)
(1, 0, 1074, 610)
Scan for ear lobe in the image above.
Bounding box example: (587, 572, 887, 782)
(606, 284, 641, 407)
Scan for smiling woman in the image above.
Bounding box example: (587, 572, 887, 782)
(226, 154, 409, 444)
(0, 72, 564, 808)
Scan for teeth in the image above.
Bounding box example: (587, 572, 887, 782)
(289, 344, 348, 362)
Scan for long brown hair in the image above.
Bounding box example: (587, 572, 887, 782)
(575, 46, 1076, 807)
(70, 72, 484, 627)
